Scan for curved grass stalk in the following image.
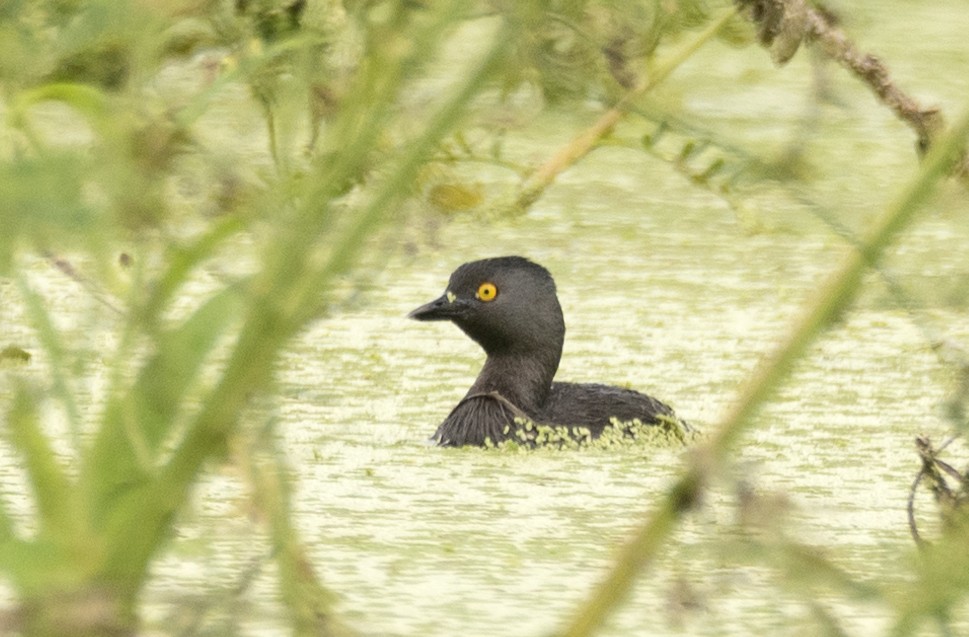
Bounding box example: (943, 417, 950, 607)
(555, 103, 969, 637)
(4, 385, 83, 549)
(7, 83, 112, 154)
(14, 270, 84, 449)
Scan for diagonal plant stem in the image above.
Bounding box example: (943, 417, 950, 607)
(5, 384, 83, 544)
(237, 426, 351, 637)
(93, 13, 513, 597)
(555, 103, 969, 637)
(516, 6, 740, 210)
(14, 270, 84, 450)
(316, 20, 515, 288)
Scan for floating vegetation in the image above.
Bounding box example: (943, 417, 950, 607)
(426, 182, 484, 213)
(2, 1, 969, 635)
(0, 345, 31, 365)
(487, 414, 695, 451)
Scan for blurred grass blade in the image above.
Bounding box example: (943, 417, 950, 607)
(556, 103, 969, 637)
(93, 2, 510, 591)
(302, 0, 472, 216)
(9, 83, 112, 151)
(239, 428, 347, 637)
(12, 83, 111, 122)
(139, 213, 247, 324)
(5, 384, 83, 544)
(176, 31, 328, 128)
(310, 15, 515, 304)
(518, 6, 739, 208)
(80, 285, 243, 521)
(14, 270, 83, 448)
(97, 292, 286, 586)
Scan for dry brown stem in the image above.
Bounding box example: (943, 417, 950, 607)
(804, 9, 944, 152)
(739, 0, 969, 179)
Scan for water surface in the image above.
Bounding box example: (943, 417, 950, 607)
(4, 3, 969, 636)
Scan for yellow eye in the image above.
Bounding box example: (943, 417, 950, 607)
(476, 282, 498, 302)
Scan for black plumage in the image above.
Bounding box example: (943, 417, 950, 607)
(409, 256, 687, 447)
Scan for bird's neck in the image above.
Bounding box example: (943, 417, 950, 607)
(468, 347, 561, 415)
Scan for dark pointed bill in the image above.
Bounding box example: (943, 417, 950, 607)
(407, 291, 459, 321)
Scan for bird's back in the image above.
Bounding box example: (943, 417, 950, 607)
(431, 381, 688, 447)
(541, 381, 683, 435)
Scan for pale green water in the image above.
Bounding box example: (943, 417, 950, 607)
(3, 3, 969, 636)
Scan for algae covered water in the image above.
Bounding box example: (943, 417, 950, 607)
(2, 2, 969, 636)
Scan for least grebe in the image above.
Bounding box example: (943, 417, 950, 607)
(409, 256, 686, 447)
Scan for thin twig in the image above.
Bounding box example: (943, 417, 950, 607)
(908, 466, 926, 548)
(44, 251, 124, 316)
(803, 9, 945, 155)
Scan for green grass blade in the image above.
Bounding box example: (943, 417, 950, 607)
(4, 384, 83, 543)
(80, 285, 243, 523)
(556, 103, 969, 637)
(92, 2, 509, 592)
(8, 83, 112, 154)
(14, 270, 84, 449)
(138, 213, 247, 327)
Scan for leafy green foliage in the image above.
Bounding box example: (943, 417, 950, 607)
(0, 0, 513, 634)
(498, 0, 725, 101)
(1, 1, 967, 636)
